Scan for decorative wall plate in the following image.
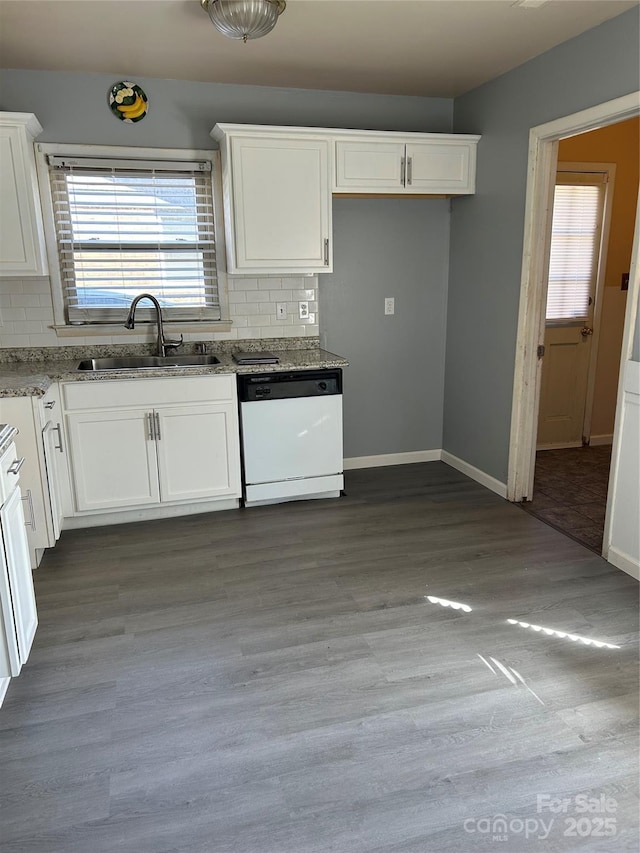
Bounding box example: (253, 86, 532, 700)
(109, 82, 148, 123)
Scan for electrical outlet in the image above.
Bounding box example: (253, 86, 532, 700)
(384, 297, 395, 315)
(276, 303, 287, 320)
(298, 301, 310, 319)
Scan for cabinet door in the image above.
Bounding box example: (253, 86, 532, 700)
(155, 404, 241, 503)
(334, 140, 405, 191)
(405, 140, 475, 194)
(1, 485, 37, 673)
(229, 135, 332, 273)
(42, 420, 64, 541)
(0, 116, 47, 277)
(67, 410, 160, 512)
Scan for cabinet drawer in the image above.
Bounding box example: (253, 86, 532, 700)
(0, 441, 21, 504)
(63, 375, 236, 411)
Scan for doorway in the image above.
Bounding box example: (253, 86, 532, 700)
(508, 93, 640, 562)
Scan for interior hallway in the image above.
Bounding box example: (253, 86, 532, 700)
(1, 462, 638, 852)
(521, 445, 612, 553)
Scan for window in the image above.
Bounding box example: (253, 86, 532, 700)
(545, 170, 607, 323)
(45, 151, 223, 324)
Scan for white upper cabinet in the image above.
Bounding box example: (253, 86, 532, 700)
(333, 132, 480, 195)
(0, 113, 48, 277)
(212, 125, 332, 275)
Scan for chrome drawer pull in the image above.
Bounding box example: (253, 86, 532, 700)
(21, 490, 35, 530)
(44, 400, 56, 410)
(8, 457, 25, 475)
(54, 423, 64, 454)
(154, 412, 161, 440)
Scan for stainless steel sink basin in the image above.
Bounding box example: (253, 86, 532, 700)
(77, 355, 220, 371)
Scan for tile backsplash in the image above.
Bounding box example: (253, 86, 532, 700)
(0, 275, 318, 348)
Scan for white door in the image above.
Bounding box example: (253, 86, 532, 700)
(67, 410, 159, 511)
(155, 404, 241, 503)
(1, 485, 37, 671)
(538, 169, 608, 448)
(230, 135, 331, 272)
(242, 396, 343, 484)
(334, 140, 405, 191)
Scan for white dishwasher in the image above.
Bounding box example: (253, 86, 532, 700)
(238, 369, 343, 507)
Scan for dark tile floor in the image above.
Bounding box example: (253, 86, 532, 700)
(521, 445, 612, 553)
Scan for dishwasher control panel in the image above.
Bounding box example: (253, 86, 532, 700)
(238, 369, 342, 402)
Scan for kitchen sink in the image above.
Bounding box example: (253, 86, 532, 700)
(77, 355, 220, 371)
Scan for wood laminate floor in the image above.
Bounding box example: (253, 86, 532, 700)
(1, 463, 638, 853)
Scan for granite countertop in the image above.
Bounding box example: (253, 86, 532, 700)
(0, 348, 348, 398)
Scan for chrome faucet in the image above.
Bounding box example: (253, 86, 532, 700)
(124, 293, 183, 357)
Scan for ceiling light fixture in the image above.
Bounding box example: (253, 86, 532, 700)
(201, 0, 286, 43)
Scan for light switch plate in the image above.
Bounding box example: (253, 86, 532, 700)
(276, 303, 287, 320)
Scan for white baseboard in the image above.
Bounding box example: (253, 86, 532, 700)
(0, 677, 10, 708)
(607, 546, 640, 581)
(344, 450, 441, 470)
(64, 498, 240, 530)
(344, 449, 508, 500)
(440, 451, 508, 499)
(589, 434, 614, 446)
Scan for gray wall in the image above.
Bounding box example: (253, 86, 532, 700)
(0, 69, 452, 148)
(320, 199, 449, 458)
(445, 6, 640, 483)
(0, 68, 453, 459)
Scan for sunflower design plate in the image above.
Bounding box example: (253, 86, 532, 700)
(109, 82, 148, 123)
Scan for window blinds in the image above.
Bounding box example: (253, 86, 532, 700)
(546, 172, 606, 323)
(48, 156, 220, 323)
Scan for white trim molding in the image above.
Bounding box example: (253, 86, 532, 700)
(344, 450, 441, 470)
(440, 451, 508, 498)
(589, 434, 614, 446)
(607, 546, 640, 581)
(344, 449, 508, 499)
(508, 91, 640, 504)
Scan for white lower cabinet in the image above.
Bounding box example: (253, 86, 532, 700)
(63, 376, 241, 516)
(155, 405, 238, 503)
(0, 386, 69, 567)
(0, 440, 38, 685)
(67, 409, 160, 512)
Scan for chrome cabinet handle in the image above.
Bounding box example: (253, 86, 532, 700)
(53, 423, 64, 454)
(154, 412, 161, 440)
(147, 412, 155, 441)
(323, 238, 330, 266)
(400, 156, 406, 186)
(21, 489, 35, 530)
(407, 156, 413, 186)
(44, 400, 56, 410)
(8, 457, 25, 475)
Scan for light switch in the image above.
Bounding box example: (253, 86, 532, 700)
(384, 297, 395, 315)
(276, 303, 287, 320)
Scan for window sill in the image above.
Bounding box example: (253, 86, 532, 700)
(52, 322, 233, 338)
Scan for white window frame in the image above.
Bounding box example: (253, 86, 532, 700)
(35, 143, 230, 335)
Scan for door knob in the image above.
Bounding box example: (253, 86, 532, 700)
(580, 326, 593, 337)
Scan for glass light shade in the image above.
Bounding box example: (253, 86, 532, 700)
(202, 0, 286, 42)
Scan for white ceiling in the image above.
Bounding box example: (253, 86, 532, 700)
(0, 0, 637, 98)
